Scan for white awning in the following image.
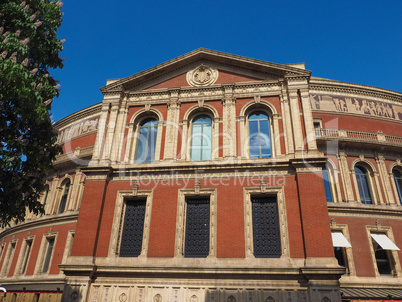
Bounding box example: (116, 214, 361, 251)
(371, 233, 400, 251)
(331, 231, 352, 247)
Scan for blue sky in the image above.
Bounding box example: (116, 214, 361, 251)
(51, 1, 402, 122)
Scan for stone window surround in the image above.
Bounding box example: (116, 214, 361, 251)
(0, 238, 17, 277)
(108, 187, 153, 258)
(124, 109, 164, 164)
(53, 176, 74, 214)
(366, 223, 401, 277)
(325, 159, 342, 203)
(243, 185, 289, 259)
(330, 220, 355, 275)
(351, 159, 381, 205)
(174, 186, 217, 258)
(34, 230, 58, 275)
(238, 99, 281, 159)
(14, 234, 35, 276)
(180, 104, 220, 162)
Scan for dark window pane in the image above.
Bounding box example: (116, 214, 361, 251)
(373, 241, 392, 275)
(251, 197, 281, 258)
(120, 200, 146, 257)
(334, 247, 346, 266)
(185, 198, 210, 258)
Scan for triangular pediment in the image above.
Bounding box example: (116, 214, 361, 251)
(100, 48, 311, 94)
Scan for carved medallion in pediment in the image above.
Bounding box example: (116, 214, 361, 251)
(187, 65, 219, 87)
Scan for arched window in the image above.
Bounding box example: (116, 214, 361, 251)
(393, 168, 402, 204)
(59, 180, 70, 213)
(354, 166, 373, 204)
(191, 115, 212, 161)
(135, 119, 158, 163)
(248, 112, 271, 158)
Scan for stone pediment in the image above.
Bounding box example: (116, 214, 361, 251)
(100, 48, 311, 94)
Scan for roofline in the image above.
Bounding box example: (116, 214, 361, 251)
(100, 48, 312, 93)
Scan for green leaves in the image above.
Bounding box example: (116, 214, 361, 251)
(0, 0, 64, 226)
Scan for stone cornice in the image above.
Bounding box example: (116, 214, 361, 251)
(310, 77, 402, 104)
(0, 212, 79, 239)
(328, 202, 402, 219)
(53, 103, 102, 130)
(117, 81, 282, 106)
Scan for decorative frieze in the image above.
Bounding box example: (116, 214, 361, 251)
(310, 94, 402, 121)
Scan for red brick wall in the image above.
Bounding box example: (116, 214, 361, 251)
(330, 216, 402, 277)
(0, 223, 76, 277)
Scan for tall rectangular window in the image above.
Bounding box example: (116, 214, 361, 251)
(42, 238, 55, 273)
(184, 198, 210, 258)
(21, 240, 32, 274)
(251, 196, 281, 258)
(119, 199, 146, 257)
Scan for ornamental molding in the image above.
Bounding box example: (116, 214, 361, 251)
(123, 82, 281, 105)
(186, 64, 219, 87)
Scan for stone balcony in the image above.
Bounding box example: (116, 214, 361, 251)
(315, 128, 402, 150)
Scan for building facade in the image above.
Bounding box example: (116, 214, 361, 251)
(1, 49, 402, 302)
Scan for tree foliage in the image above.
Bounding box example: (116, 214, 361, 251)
(0, 0, 64, 226)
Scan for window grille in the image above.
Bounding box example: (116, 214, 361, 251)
(185, 198, 210, 257)
(251, 197, 281, 258)
(120, 199, 146, 257)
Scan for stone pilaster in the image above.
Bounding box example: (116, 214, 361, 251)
(164, 89, 181, 160)
(110, 95, 128, 164)
(376, 155, 395, 204)
(222, 84, 236, 158)
(279, 84, 294, 155)
(337, 152, 355, 202)
(288, 89, 304, 154)
(102, 101, 120, 162)
(300, 88, 318, 151)
(91, 102, 110, 163)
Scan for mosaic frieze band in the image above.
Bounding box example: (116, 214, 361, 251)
(57, 115, 100, 144)
(310, 94, 402, 121)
